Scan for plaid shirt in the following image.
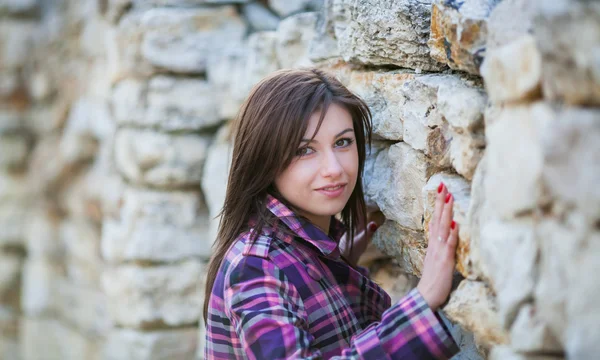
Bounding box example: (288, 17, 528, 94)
(205, 194, 459, 359)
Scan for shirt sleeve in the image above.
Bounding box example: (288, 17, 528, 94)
(224, 255, 459, 360)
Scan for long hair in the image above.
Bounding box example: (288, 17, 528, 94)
(203, 68, 372, 322)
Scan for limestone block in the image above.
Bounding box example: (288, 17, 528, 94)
(25, 208, 63, 260)
(0, 307, 19, 360)
(0, 19, 36, 71)
(105, 328, 198, 360)
(0, 252, 22, 309)
(440, 315, 488, 359)
(207, 47, 248, 121)
(370, 262, 418, 304)
(308, 0, 341, 62)
(276, 12, 318, 69)
(535, 0, 600, 106)
(243, 31, 281, 94)
(54, 278, 111, 336)
(21, 318, 103, 360)
(365, 142, 438, 230)
(201, 125, 232, 243)
(102, 187, 211, 262)
(423, 173, 473, 278)
(481, 35, 542, 103)
(21, 259, 63, 316)
(444, 280, 508, 348)
(114, 129, 210, 188)
(270, 0, 323, 17)
(485, 0, 535, 51)
(0, 171, 34, 245)
(102, 260, 204, 328)
(371, 220, 426, 277)
(242, 2, 280, 31)
(363, 140, 389, 211)
(112, 76, 220, 131)
(334, 0, 444, 71)
(484, 103, 549, 219)
(489, 346, 564, 360)
(428, 0, 500, 75)
(60, 218, 101, 264)
(0, 130, 31, 169)
(479, 219, 537, 329)
(109, 6, 246, 78)
(347, 70, 416, 141)
(510, 304, 562, 354)
(0, 0, 38, 14)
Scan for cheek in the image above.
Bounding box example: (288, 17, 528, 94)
(340, 149, 359, 184)
(275, 160, 318, 195)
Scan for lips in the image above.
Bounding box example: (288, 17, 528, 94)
(315, 183, 347, 199)
(316, 183, 346, 191)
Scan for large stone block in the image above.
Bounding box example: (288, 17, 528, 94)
(365, 142, 437, 230)
(270, 0, 323, 17)
(104, 327, 198, 360)
(108, 6, 246, 78)
(371, 220, 426, 277)
(428, 0, 500, 75)
(54, 278, 110, 336)
(489, 346, 564, 360)
(112, 76, 220, 131)
(242, 31, 281, 94)
(21, 258, 63, 316)
(242, 2, 280, 31)
(481, 35, 542, 103)
(276, 12, 318, 69)
(308, 0, 341, 62)
(0, 0, 38, 14)
(207, 46, 248, 120)
(0, 252, 22, 309)
(114, 129, 210, 188)
(370, 262, 418, 304)
(334, 0, 444, 71)
(102, 260, 204, 328)
(535, 0, 600, 106)
(510, 304, 562, 354)
(102, 187, 211, 262)
(0, 130, 32, 169)
(0, 306, 19, 360)
(444, 280, 508, 348)
(485, 0, 534, 51)
(0, 19, 36, 71)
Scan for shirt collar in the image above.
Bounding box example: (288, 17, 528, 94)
(264, 194, 346, 259)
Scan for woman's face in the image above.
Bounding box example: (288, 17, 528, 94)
(274, 103, 359, 231)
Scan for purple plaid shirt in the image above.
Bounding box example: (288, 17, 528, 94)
(205, 194, 459, 359)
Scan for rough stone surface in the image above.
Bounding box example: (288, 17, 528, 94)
(308, 0, 341, 62)
(489, 346, 564, 360)
(102, 260, 204, 328)
(242, 2, 280, 31)
(428, 0, 500, 75)
(276, 12, 318, 69)
(112, 76, 220, 131)
(510, 304, 562, 354)
(105, 327, 199, 360)
(102, 186, 211, 262)
(270, 0, 323, 18)
(334, 0, 445, 71)
(0, 0, 38, 14)
(485, 0, 534, 51)
(481, 35, 542, 103)
(0, 20, 36, 71)
(444, 280, 509, 348)
(372, 220, 426, 277)
(114, 129, 211, 189)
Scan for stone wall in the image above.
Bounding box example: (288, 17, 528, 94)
(0, 0, 598, 359)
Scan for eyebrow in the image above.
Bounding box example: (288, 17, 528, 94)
(300, 128, 354, 143)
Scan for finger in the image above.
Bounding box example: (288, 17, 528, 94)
(430, 182, 447, 243)
(438, 192, 454, 241)
(352, 227, 369, 250)
(365, 221, 379, 242)
(445, 221, 459, 254)
(367, 211, 385, 228)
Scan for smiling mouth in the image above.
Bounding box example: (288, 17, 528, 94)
(319, 185, 344, 191)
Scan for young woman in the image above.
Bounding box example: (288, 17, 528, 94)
(204, 69, 461, 359)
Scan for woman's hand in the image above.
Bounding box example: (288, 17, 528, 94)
(339, 211, 385, 266)
(417, 182, 459, 311)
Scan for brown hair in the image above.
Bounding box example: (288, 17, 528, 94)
(203, 68, 372, 322)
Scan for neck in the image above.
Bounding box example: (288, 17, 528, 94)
(300, 212, 331, 235)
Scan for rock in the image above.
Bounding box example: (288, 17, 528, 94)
(347, 70, 415, 141)
(428, 0, 500, 75)
(535, 1, 600, 106)
(365, 142, 438, 230)
(54, 278, 110, 336)
(270, 0, 323, 17)
(102, 260, 204, 328)
(371, 220, 426, 277)
(24, 207, 63, 260)
(481, 35, 542, 103)
(0, 0, 38, 14)
(207, 47, 248, 121)
(489, 346, 565, 360)
(114, 129, 211, 189)
(101, 187, 211, 262)
(0, 252, 22, 309)
(444, 280, 509, 348)
(370, 262, 418, 304)
(21, 258, 63, 316)
(423, 173, 473, 278)
(0, 19, 36, 71)
(0, 130, 32, 169)
(308, 0, 341, 62)
(363, 140, 390, 211)
(242, 2, 280, 31)
(484, 103, 549, 219)
(108, 6, 246, 78)
(440, 314, 488, 359)
(276, 12, 318, 69)
(105, 327, 198, 360)
(243, 31, 281, 94)
(510, 304, 562, 354)
(334, 0, 444, 71)
(60, 218, 101, 265)
(0, 307, 19, 360)
(479, 219, 537, 329)
(201, 125, 232, 244)
(112, 76, 220, 131)
(485, 0, 535, 51)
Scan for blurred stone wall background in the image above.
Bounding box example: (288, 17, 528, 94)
(0, 0, 598, 359)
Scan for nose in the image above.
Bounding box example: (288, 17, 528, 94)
(320, 149, 343, 179)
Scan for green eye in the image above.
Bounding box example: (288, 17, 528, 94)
(335, 138, 354, 147)
(296, 147, 315, 157)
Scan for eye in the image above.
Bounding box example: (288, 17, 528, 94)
(334, 137, 354, 148)
(296, 146, 315, 157)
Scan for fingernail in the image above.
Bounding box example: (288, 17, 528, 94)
(451, 221, 456, 230)
(445, 193, 452, 203)
(368, 222, 378, 232)
(437, 182, 444, 193)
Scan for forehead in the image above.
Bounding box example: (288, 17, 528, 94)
(305, 103, 354, 137)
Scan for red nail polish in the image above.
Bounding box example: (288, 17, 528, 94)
(445, 194, 452, 203)
(437, 182, 444, 193)
(368, 223, 378, 232)
(451, 221, 456, 230)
